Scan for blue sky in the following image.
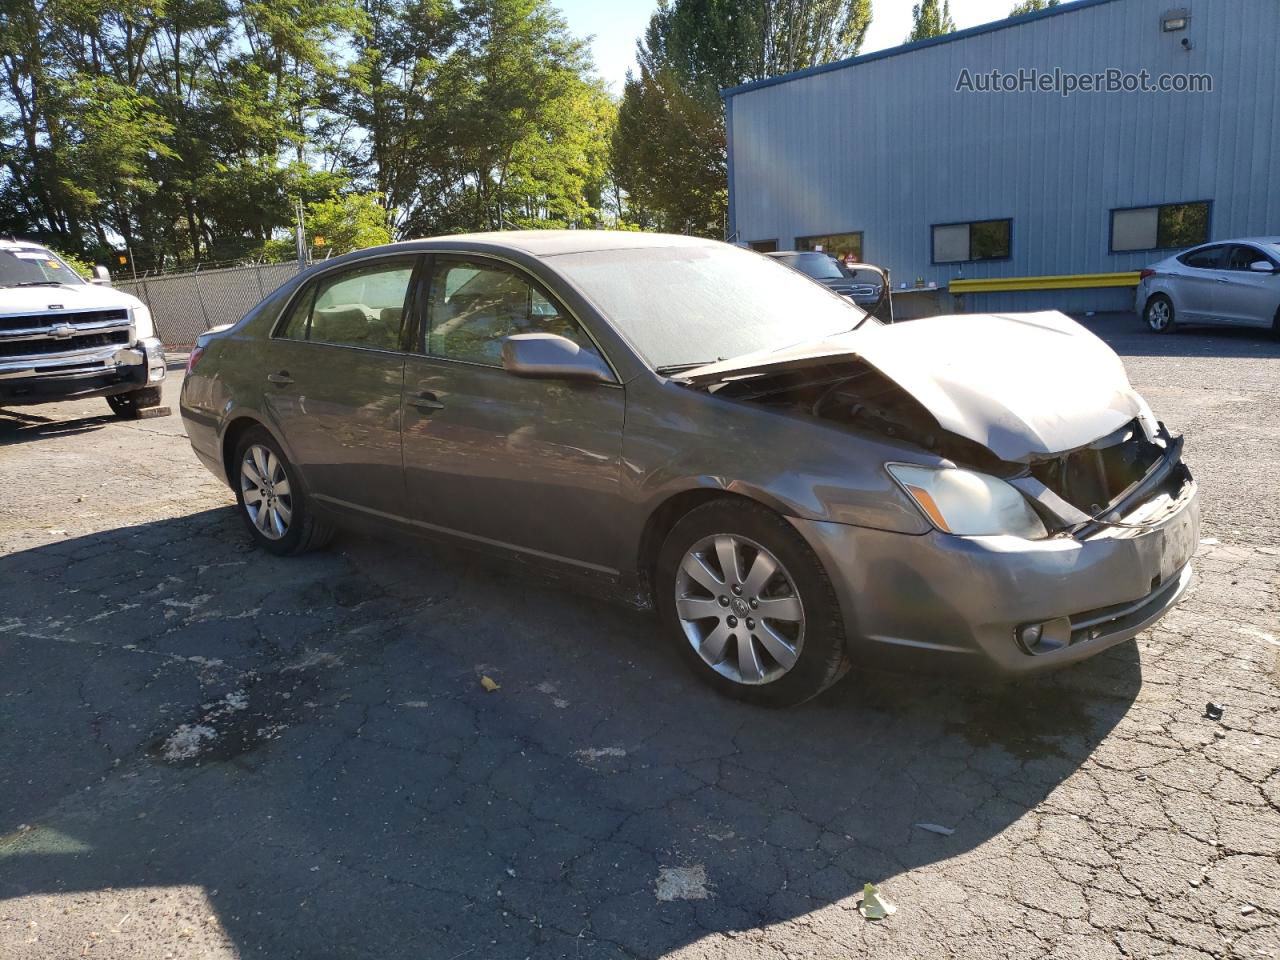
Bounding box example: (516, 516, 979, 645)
(555, 0, 1026, 93)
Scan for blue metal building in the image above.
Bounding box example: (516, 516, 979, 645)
(722, 0, 1280, 313)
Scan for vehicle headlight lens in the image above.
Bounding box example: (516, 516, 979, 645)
(886, 464, 1048, 539)
(132, 304, 155, 340)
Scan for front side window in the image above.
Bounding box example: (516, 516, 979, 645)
(932, 219, 1012, 263)
(1225, 245, 1271, 271)
(1111, 201, 1210, 252)
(277, 258, 414, 350)
(0, 245, 85, 288)
(796, 231, 863, 262)
(425, 259, 601, 366)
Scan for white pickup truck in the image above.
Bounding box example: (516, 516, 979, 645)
(0, 240, 166, 416)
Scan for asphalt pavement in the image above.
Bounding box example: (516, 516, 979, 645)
(1, 315, 1277, 959)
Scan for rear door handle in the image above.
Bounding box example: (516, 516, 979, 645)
(267, 371, 294, 385)
(411, 391, 444, 412)
(1215, 277, 1230, 283)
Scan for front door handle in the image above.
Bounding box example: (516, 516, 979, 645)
(267, 371, 294, 385)
(411, 391, 445, 412)
(1215, 277, 1229, 283)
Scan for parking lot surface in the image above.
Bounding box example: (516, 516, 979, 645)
(2, 316, 1278, 960)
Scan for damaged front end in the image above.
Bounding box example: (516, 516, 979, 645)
(688, 353, 1193, 539)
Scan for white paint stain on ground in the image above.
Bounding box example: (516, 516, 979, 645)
(399, 701, 430, 709)
(1236, 626, 1280, 647)
(161, 724, 218, 762)
(574, 746, 626, 764)
(536, 680, 570, 709)
(655, 865, 711, 902)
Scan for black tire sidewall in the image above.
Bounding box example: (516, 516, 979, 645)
(1145, 294, 1175, 333)
(232, 427, 312, 556)
(656, 499, 848, 707)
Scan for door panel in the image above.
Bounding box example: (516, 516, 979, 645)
(1215, 245, 1280, 326)
(400, 255, 625, 571)
(401, 358, 624, 570)
(1173, 245, 1225, 321)
(262, 340, 406, 515)
(258, 255, 418, 516)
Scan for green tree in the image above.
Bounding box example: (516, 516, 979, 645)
(1009, 0, 1059, 14)
(906, 0, 956, 42)
(613, 0, 873, 237)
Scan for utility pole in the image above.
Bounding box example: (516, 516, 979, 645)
(294, 198, 308, 272)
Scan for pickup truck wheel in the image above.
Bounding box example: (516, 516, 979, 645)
(106, 386, 162, 419)
(656, 499, 850, 707)
(233, 427, 334, 556)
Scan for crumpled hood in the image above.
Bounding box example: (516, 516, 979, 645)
(0, 282, 143, 316)
(682, 311, 1155, 463)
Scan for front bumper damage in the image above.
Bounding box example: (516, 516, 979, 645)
(0, 337, 166, 406)
(794, 453, 1200, 675)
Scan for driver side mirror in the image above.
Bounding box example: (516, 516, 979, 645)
(1249, 260, 1276, 273)
(91, 265, 113, 285)
(501, 333, 613, 384)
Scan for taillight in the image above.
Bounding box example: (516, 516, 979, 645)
(186, 344, 205, 373)
(1138, 269, 1157, 280)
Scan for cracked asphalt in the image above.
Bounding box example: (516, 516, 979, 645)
(1, 315, 1278, 960)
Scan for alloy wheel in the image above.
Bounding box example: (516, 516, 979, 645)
(1147, 299, 1171, 331)
(240, 444, 292, 540)
(674, 533, 805, 685)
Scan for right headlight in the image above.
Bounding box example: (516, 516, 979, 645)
(886, 463, 1047, 539)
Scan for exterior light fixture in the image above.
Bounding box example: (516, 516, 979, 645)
(1161, 9, 1190, 31)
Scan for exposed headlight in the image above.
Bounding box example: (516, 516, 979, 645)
(132, 304, 155, 340)
(886, 463, 1047, 539)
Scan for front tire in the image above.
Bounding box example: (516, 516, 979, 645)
(1144, 294, 1176, 334)
(232, 427, 334, 555)
(106, 386, 162, 419)
(656, 499, 850, 707)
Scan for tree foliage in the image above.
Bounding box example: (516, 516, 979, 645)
(0, 0, 615, 269)
(906, 0, 956, 42)
(612, 0, 872, 237)
(1009, 0, 1059, 14)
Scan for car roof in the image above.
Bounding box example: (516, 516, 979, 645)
(1184, 237, 1280, 250)
(370, 230, 725, 259)
(0, 239, 51, 253)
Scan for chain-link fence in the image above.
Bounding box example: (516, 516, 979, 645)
(116, 261, 303, 347)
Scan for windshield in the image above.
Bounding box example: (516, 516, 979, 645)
(779, 252, 847, 280)
(0, 246, 85, 287)
(552, 244, 869, 370)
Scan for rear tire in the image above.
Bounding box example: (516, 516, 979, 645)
(656, 498, 850, 707)
(106, 386, 162, 419)
(232, 427, 334, 556)
(1144, 294, 1176, 334)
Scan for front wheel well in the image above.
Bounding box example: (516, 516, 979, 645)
(637, 489, 780, 592)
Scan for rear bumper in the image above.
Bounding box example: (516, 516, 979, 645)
(793, 475, 1200, 676)
(0, 339, 166, 406)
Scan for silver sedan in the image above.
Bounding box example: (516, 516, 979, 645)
(181, 232, 1200, 706)
(1137, 237, 1280, 335)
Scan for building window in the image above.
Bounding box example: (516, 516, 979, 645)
(748, 239, 778, 253)
(1110, 201, 1210, 253)
(796, 231, 863, 263)
(932, 219, 1012, 264)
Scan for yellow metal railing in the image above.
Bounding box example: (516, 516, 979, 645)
(948, 272, 1141, 294)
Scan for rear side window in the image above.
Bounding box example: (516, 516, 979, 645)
(1179, 246, 1225, 269)
(276, 259, 415, 350)
(424, 259, 601, 366)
